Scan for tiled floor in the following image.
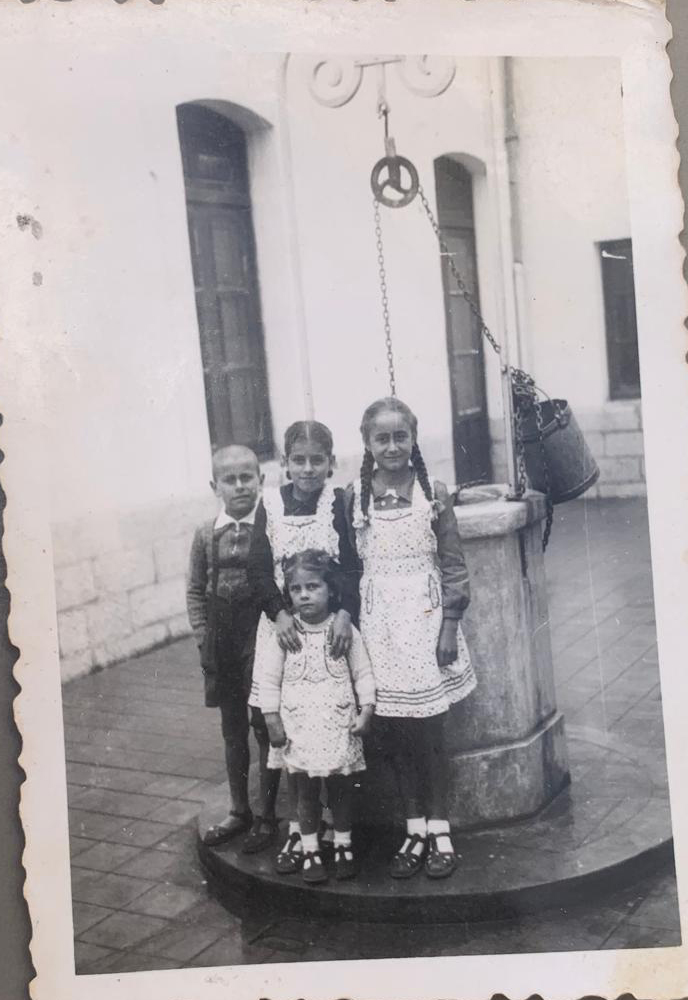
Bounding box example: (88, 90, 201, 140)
(64, 498, 680, 974)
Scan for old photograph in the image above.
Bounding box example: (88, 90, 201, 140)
(2, 1, 687, 998)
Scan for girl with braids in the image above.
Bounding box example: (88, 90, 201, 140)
(261, 550, 375, 884)
(247, 420, 360, 870)
(347, 397, 475, 880)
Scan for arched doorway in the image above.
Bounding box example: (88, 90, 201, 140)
(434, 156, 491, 485)
(177, 103, 273, 458)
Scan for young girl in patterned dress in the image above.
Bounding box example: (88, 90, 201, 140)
(261, 550, 375, 884)
(247, 421, 360, 870)
(348, 397, 476, 880)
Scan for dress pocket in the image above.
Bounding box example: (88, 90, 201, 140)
(428, 573, 441, 610)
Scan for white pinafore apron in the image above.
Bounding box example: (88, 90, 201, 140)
(352, 479, 476, 718)
(266, 615, 366, 778)
(249, 481, 340, 708)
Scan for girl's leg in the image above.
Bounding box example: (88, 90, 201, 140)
(379, 717, 427, 877)
(295, 773, 321, 835)
(275, 771, 303, 875)
(420, 713, 449, 820)
(296, 773, 328, 883)
(326, 774, 358, 879)
(418, 713, 456, 878)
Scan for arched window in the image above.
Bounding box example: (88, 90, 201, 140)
(435, 156, 491, 485)
(177, 103, 273, 457)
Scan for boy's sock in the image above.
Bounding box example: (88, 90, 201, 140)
(400, 816, 427, 855)
(334, 829, 353, 860)
(427, 818, 453, 853)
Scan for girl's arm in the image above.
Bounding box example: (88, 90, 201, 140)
(432, 480, 471, 620)
(258, 635, 288, 747)
(332, 488, 361, 624)
(247, 501, 285, 621)
(186, 525, 209, 647)
(248, 501, 301, 651)
(348, 628, 376, 735)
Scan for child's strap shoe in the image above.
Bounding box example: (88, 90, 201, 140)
(333, 845, 358, 881)
(274, 831, 303, 874)
(424, 832, 457, 879)
(302, 849, 328, 884)
(389, 833, 426, 879)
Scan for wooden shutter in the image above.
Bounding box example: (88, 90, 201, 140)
(600, 239, 640, 400)
(177, 104, 273, 457)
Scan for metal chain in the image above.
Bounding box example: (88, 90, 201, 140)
(373, 197, 397, 397)
(418, 185, 503, 359)
(417, 185, 557, 549)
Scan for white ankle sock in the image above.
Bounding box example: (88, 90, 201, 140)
(334, 830, 353, 857)
(427, 818, 453, 853)
(401, 817, 427, 856)
(301, 832, 319, 854)
(288, 821, 301, 837)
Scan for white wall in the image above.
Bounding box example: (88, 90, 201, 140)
(512, 57, 631, 414)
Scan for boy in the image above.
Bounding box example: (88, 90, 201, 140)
(187, 445, 280, 852)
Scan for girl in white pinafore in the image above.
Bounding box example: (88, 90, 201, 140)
(247, 420, 360, 870)
(348, 397, 476, 881)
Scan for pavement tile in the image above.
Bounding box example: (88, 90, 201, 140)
(79, 910, 171, 950)
(177, 896, 242, 929)
(72, 787, 171, 820)
(103, 818, 178, 849)
(115, 848, 184, 881)
(72, 902, 115, 936)
(625, 892, 682, 931)
(140, 775, 203, 799)
(602, 922, 681, 950)
(74, 941, 117, 973)
(152, 825, 197, 854)
(71, 869, 155, 908)
(68, 809, 126, 842)
(67, 762, 160, 793)
(72, 842, 143, 874)
(124, 882, 206, 919)
(101, 952, 183, 973)
(70, 836, 96, 858)
(146, 799, 203, 826)
(135, 922, 226, 962)
(191, 935, 246, 967)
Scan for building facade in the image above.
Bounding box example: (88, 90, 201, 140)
(9, 40, 642, 679)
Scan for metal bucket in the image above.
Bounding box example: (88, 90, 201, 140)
(519, 399, 599, 504)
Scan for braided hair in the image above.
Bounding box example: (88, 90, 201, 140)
(358, 397, 434, 520)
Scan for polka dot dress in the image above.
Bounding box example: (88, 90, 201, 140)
(266, 616, 367, 778)
(352, 479, 476, 718)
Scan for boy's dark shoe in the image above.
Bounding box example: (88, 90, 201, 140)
(241, 815, 280, 855)
(202, 809, 253, 847)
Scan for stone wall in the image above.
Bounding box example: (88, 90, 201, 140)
(53, 495, 216, 682)
(489, 400, 645, 498)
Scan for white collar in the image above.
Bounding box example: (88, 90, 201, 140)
(215, 504, 257, 530)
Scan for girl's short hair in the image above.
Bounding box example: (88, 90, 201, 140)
(282, 548, 342, 611)
(283, 420, 334, 458)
